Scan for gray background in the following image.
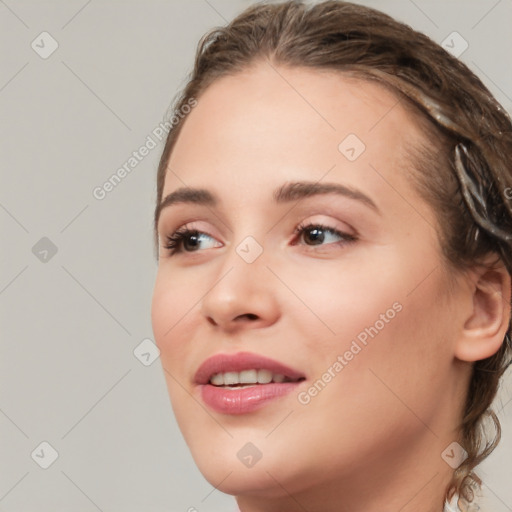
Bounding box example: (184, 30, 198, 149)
(1, 0, 511, 511)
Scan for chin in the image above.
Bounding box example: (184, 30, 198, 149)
(193, 454, 282, 496)
(183, 435, 298, 497)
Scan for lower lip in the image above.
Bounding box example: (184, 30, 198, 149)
(199, 382, 301, 414)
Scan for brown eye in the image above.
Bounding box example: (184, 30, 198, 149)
(294, 223, 357, 247)
(164, 227, 221, 254)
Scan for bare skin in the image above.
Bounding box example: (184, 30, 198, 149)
(151, 61, 510, 512)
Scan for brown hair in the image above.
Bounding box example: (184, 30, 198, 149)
(154, 1, 512, 508)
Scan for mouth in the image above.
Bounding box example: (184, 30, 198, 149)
(209, 368, 304, 388)
(194, 351, 306, 414)
(194, 351, 306, 385)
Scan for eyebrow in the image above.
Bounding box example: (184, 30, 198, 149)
(155, 180, 380, 227)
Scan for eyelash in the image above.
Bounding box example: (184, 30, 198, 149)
(163, 222, 357, 255)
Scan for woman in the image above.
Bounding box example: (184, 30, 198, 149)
(150, 2, 512, 511)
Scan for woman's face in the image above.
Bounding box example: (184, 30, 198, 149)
(151, 63, 464, 500)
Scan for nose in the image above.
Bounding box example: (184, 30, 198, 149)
(200, 242, 281, 333)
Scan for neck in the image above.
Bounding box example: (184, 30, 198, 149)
(235, 430, 456, 512)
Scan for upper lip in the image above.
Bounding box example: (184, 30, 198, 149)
(194, 351, 306, 385)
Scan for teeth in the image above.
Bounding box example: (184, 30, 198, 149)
(223, 371, 239, 385)
(257, 369, 272, 384)
(209, 369, 292, 386)
(240, 369, 258, 383)
(210, 373, 224, 386)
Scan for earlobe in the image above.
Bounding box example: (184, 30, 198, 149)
(455, 261, 511, 362)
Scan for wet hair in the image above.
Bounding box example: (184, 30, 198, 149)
(154, 1, 512, 508)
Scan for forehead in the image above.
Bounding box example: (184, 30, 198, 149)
(163, 62, 428, 205)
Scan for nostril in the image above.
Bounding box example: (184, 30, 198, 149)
(238, 313, 258, 321)
(206, 313, 258, 326)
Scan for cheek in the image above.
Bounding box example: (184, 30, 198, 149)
(285, 276, 453, 467)
(151, 273, 200, 427)
(151, 269, 195, 367)
(326, 273, 452, 419)
(288, 253, 453, 405)
(281, 258, 405, 360)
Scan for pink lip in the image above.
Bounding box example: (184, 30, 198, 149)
(200, 382, 302, 415)
(194, 351, 306, 415)
(194, 351, 305, 384)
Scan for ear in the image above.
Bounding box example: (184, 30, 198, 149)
(455, 257, 511, 362)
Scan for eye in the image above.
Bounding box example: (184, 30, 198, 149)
(163, 225, 222, 255)
(293, 222, 357, 247)
(162, 221, 357, 256)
